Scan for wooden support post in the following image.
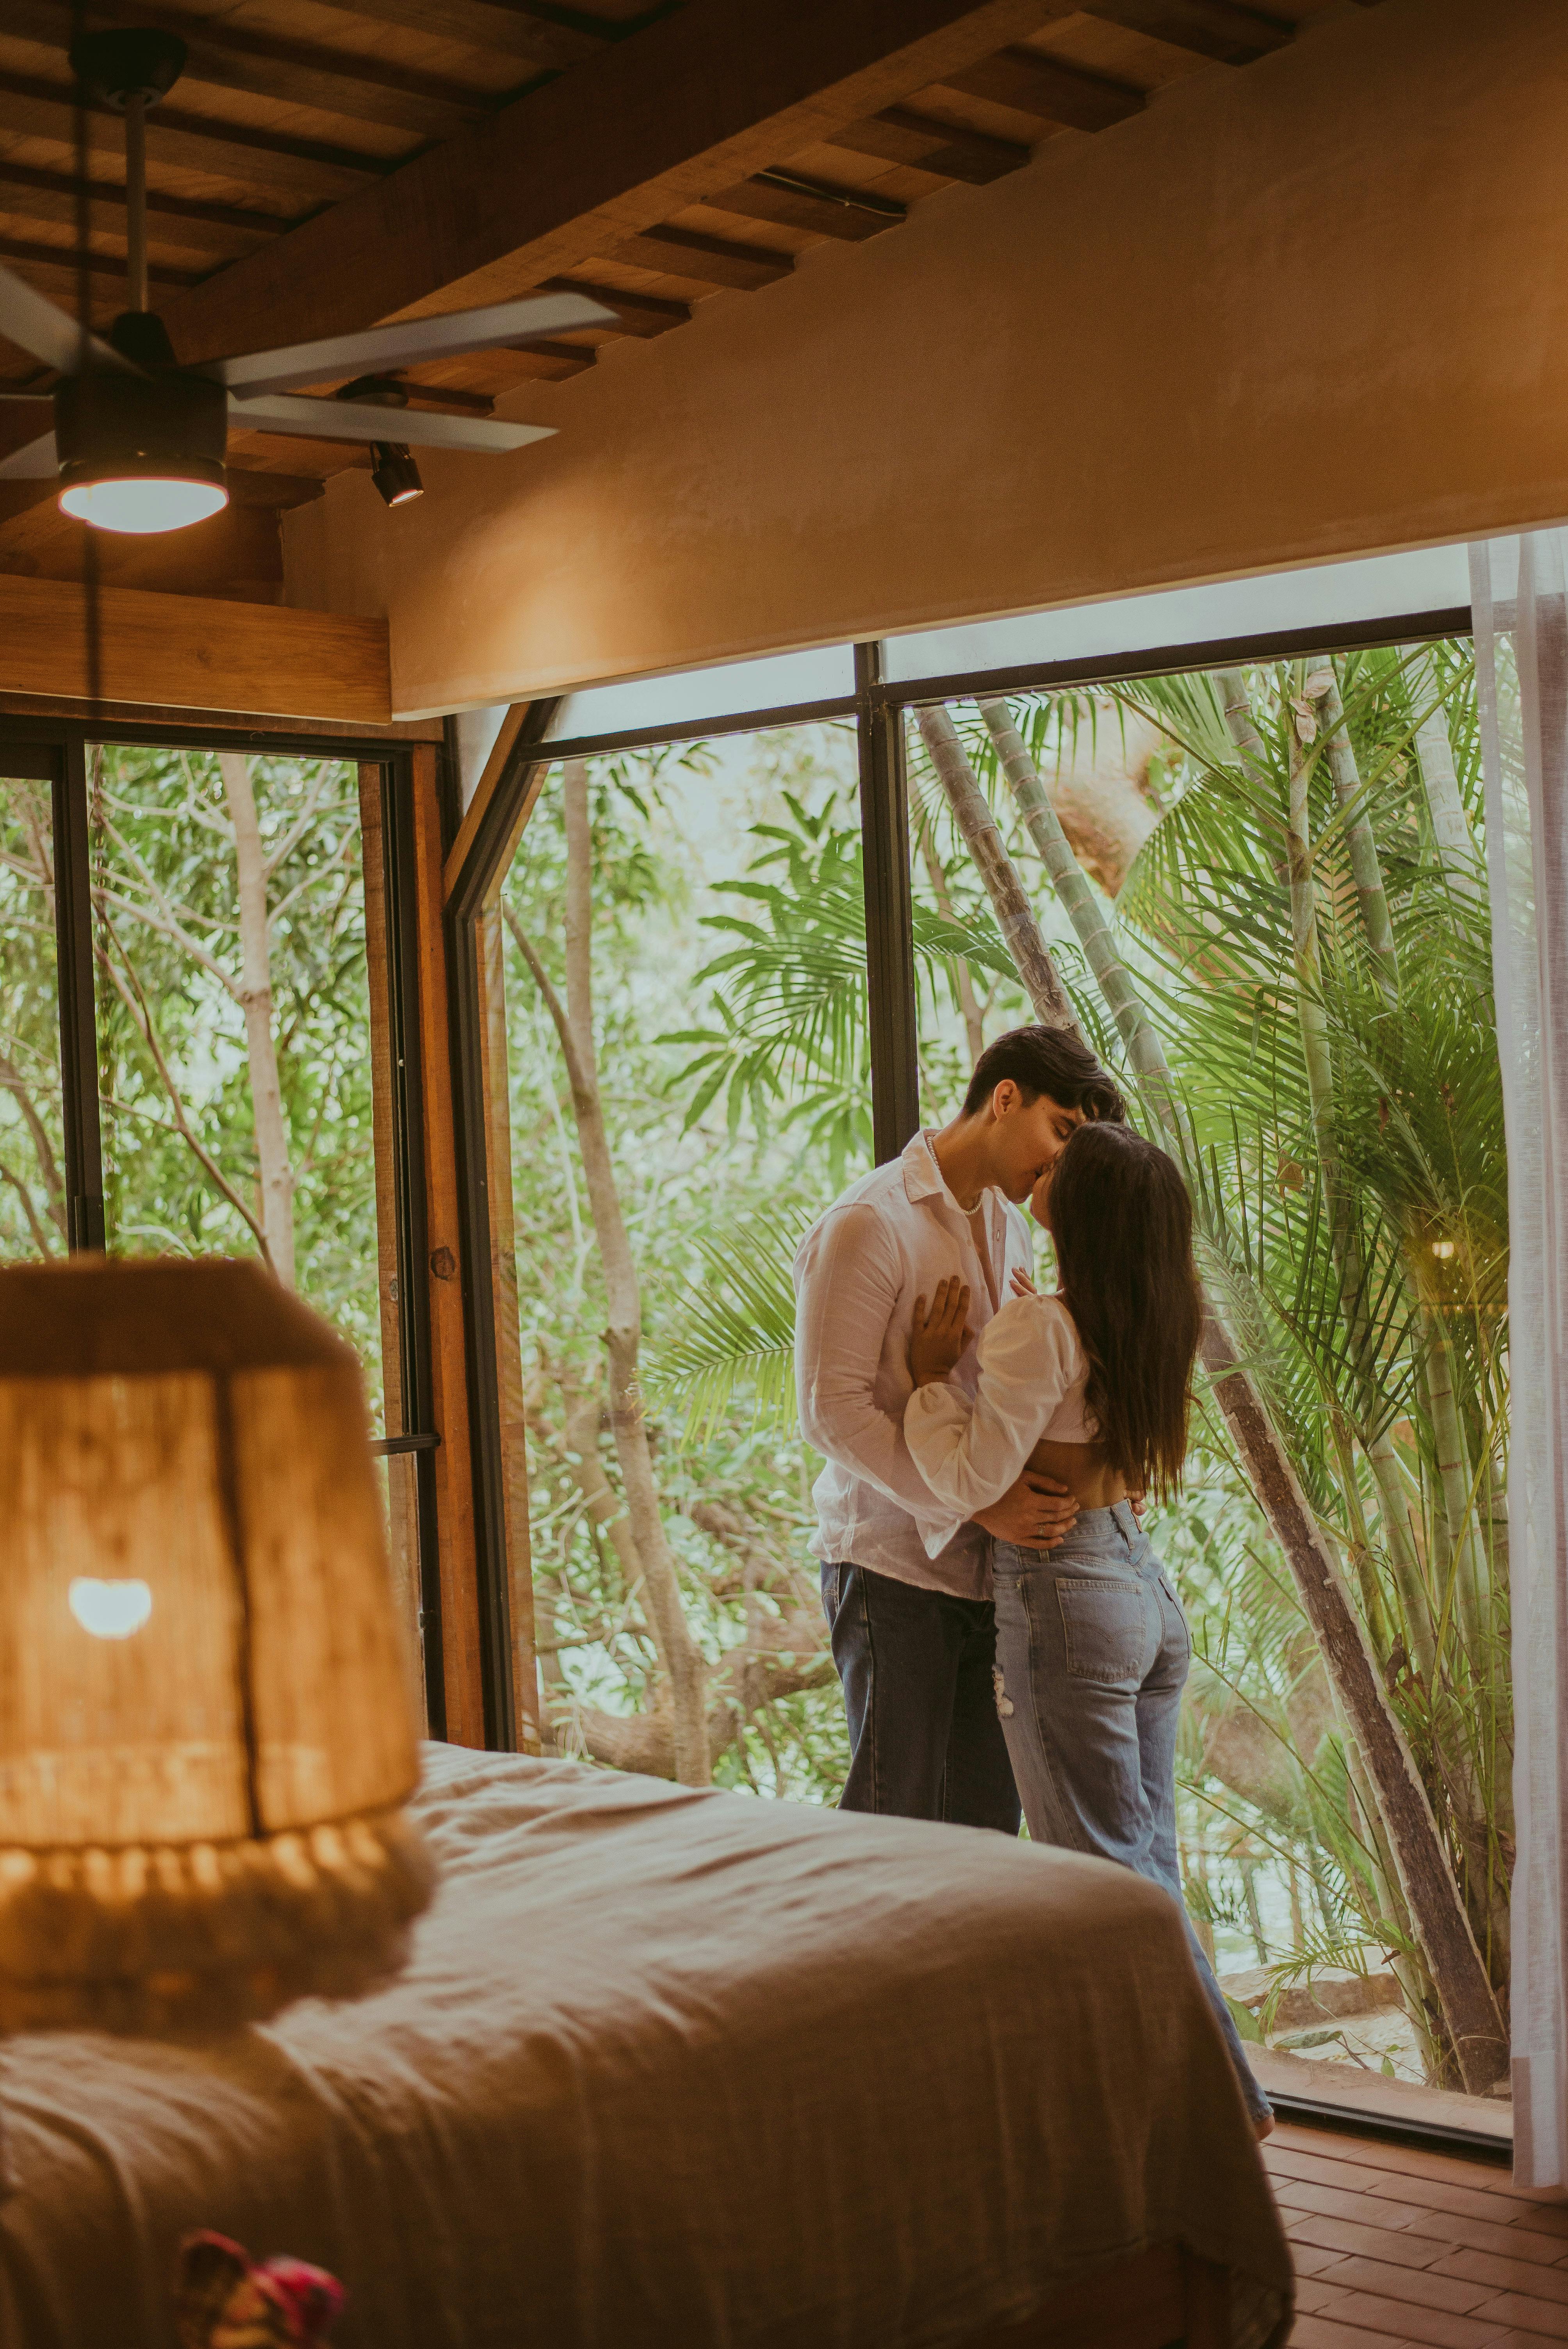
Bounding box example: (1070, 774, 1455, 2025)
(358, 761, 427, 1732)
(477, 904, 543, 1752)
(410, 741, 486, 1746)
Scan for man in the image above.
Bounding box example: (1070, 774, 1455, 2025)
(794, 1027, 1125, 1832)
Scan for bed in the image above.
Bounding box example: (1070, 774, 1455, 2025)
(0, 1743, 1292, 2348)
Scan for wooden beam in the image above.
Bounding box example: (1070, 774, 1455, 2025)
(539, 276, 691, 336)
(409, 740, 487, 1748)
(827, 105, 1032, 183)
(0, 575, 390, 722)
(302, 0, 611, 71)
(707, 172, 905, 242)
(442, 701, 529, 900)
(1082, 0, 1290, 64)
(0, 687, 440, 739)
(939, 49, 1144, 127)
(155, 0, 1080, 365)
(605, 227, 794, 290)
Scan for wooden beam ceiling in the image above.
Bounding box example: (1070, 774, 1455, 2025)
(151, 0, 1129, 365)
(0, 0, 1386, 604)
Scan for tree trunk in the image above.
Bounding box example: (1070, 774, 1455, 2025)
(1402, 645, 1484, 907)
(219, 754, 295, 1287)
(912, 800, 986, 1062)
(931, 701, 1507, 2092)
(510, 762, 711, 1785)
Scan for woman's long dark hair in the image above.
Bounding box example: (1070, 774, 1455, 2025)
(1049, 1122, 1202, 1500)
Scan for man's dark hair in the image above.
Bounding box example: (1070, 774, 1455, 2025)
(960, 1025, 1124, 1122)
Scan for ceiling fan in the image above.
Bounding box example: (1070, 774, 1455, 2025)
(0, 27, 615, 534)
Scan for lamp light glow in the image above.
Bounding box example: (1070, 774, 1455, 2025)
(59, 476, 228, 534)
(68, 1576, 153, 1640)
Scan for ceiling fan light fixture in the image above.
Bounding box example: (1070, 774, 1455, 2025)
(59, 474, 228, 534)
(370, 440, 423, 507)
(54, 365, 228, 536)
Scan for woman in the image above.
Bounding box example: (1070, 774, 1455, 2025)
(903, 1118, 1274, 2139)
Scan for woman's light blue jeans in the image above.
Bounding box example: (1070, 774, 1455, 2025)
(992, 1503, 1272, 2125)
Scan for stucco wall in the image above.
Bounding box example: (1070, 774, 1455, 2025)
(283, 0, 1568, 720)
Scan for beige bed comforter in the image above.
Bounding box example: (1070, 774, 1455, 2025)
(0, 1743, 1291, 2348)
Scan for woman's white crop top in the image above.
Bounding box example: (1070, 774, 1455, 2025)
(903, 1292, 1096, 1557)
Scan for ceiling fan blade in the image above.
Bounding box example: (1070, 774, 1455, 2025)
(0, 425, 61, 479)
(233, 394, 556, 454)
(207, 291, 617, 397)
(0, 261, 140, 378)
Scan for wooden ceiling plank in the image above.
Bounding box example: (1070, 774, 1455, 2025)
(4, 0, 495, 138)
(938, 48, 1143, 126)
(1083, 0, 1290, 65)
(0, 80, 385, 202)
(538, 274, 691, 335)
(154, 0, 1087, 364)
(293, 0, 612, 70)
(0, 162, 280, 258)
(826, 105, 1032, 183)
(0, 234, 198, 288)
(603, 226, 793, 290)
(705, 171, 903, 243)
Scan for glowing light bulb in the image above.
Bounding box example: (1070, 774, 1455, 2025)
(59, 478, 228, 535)
(1431, 1239, 1457, 1261)
(69, 1577, 154, 1639)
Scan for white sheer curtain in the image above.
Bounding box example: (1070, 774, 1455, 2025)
(1473, 533, 1568, 2190)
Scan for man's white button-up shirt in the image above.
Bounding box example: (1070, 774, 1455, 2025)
(792, 1128, 1034, 1600)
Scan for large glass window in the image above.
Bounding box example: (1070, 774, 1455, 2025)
(905, 647, 1504, 2103)
(2, 725, 426, 1718)
(89, 744, 386, 1408)
(0, 758, 65, 1261)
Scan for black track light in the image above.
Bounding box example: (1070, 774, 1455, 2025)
(371, 442, 423, 507)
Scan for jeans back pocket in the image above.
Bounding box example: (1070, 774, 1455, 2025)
(1056, 1577, 1153, 1686)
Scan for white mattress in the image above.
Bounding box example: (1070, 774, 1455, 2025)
(0, 1743, 1292, 2347)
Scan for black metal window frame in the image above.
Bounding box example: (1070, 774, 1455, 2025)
(442, 599, 1471, 1754)
(443, 597, 1504, 2162)
(0, 713, 447, 1734)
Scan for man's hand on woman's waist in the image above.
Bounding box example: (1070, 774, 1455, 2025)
(973, 1467, 1079, 1549)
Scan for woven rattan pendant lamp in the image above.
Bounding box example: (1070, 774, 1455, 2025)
(0, 1255, 433, 2035)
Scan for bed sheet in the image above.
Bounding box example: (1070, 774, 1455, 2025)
(0, 1743, 1292, 2348)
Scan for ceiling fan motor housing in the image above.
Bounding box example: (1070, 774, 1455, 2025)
(54, 366, 228, 500)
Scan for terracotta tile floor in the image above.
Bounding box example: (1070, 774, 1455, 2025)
(1264, 2119, 1568, 2346)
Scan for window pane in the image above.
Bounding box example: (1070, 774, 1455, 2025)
(884, 544, 1472, 688)
(0, 767, 66, 1260)
(907, 649, 1506, 2112)
(90, 745, 387, 1417)
(542, 643, 856, 749)
(485, 724, 864, 1782)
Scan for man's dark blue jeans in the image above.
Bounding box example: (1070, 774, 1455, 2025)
(820, 1561, 1021, 1834)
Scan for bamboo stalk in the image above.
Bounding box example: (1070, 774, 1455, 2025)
(925, 700, 1507, 2091)
(1306, 667, 1399, 1004)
